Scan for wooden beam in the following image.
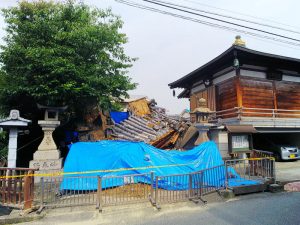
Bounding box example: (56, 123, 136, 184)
(235, 70, 243, 108)
(272, 81, 278, 112)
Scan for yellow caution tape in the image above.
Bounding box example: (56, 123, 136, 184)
(0, 162, 195, 179)
(226, 157, 275, 161)
(0, 157, 274, 179)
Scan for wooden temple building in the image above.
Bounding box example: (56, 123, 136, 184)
(169, 36, 300, 157)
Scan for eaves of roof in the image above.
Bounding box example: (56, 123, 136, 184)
(169, 45, 300, 89)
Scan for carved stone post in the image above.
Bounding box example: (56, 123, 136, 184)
(29, 105, 67, 181)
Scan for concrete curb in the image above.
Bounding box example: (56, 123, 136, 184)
(278, 179, 300, 185)
(0, 210, 45, 225)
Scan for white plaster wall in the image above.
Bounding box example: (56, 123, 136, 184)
(282, 75, 300, 83)
(191, 70, 236, 94)
(242, 64, 267, 70)
(213, 70, 236, 85)
(240, 69, 266, 79)
(191, 84, 205, 94)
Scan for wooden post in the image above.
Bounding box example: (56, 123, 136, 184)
(23, 170, 33, 210)
(235, 75, 243, 108)
(272, 81, 278, 118)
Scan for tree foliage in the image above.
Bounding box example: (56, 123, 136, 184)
(0, 0, 136, 119)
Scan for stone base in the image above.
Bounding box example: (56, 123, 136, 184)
(269, 183, 284, 193)
(33, 149, 61, 160)
(233, 183, 267, 195)
(218, 189, 235, 199)
(29, 158, 63, 171)
(33, 169, 63, 183)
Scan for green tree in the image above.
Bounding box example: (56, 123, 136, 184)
(0, 0, 136, 120)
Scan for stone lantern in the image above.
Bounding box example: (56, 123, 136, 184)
(29, 104, 67, 176)
(190, 98, 215, 145)
(191, 98, 213, 123)
(0, 110, 31, 168)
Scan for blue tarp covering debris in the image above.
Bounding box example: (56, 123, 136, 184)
(110, 111, 129, 124)
(60, 140, 260, 191)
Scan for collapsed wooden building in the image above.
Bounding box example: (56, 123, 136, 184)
(71, 94, 201, 150)
(108, 96, 198, 149)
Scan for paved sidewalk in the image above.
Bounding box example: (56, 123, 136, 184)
(276, 160, 300, 182)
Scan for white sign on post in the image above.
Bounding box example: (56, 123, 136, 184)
(232, 135, 249, 151)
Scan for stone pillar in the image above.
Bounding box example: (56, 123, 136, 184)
(7, 128, 18, 168)
(29, 120, 63, 179)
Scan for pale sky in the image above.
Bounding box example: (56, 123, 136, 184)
(1, 0, 300, 114)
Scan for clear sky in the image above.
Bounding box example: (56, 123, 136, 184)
(1, 0, 300, 114)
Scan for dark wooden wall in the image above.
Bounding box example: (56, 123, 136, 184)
(190, 75, 300, 119)
(190, 87, 216, 111)
(276, 82, 300, 110)
(216, 78, 237, 111)
(240, 78, 274, 109)
(190, 89, 208, 112)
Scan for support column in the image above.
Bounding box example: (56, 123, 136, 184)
(7, 128, 18, 168)
(235, 72, 243, 108)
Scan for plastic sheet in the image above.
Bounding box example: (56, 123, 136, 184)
(60, 140, 260, 190)
(110, 111, 129, 124)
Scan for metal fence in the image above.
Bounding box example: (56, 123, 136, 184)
(251, 149, 274, 158)
(36, 176, 98, 209)
(34, 166, 226, 210)
(0, 168, 36, 209)
(200, 165, 226, 195)
(97, 173, 153, 211)
(225, 157, 275, 187)
(154, 172, 192, 205)
(154, 165, 226, 206)
(1, 158, 275, 211)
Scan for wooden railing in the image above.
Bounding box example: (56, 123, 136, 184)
(209, 107, 300, 121)
(0, 168, 36, 209)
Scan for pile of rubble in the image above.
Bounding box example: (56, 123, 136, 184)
(109, 96, 203, 150)
(75, 95, 207, 150)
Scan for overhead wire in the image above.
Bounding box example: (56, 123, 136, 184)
(149, 0, 300, 35)
(115, 0, 300, 50)
(181, 0, 300, 30)
(141, 0, 300, 43)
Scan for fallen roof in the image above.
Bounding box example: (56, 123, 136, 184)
(169, 45, 300, 89)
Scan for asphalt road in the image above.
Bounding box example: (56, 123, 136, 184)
(17, 192, 300, 225)
(135, 192, 300, 225)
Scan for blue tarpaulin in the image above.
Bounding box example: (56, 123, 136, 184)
(110, 111, 129, 124)
(60, 140, 260, 190)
